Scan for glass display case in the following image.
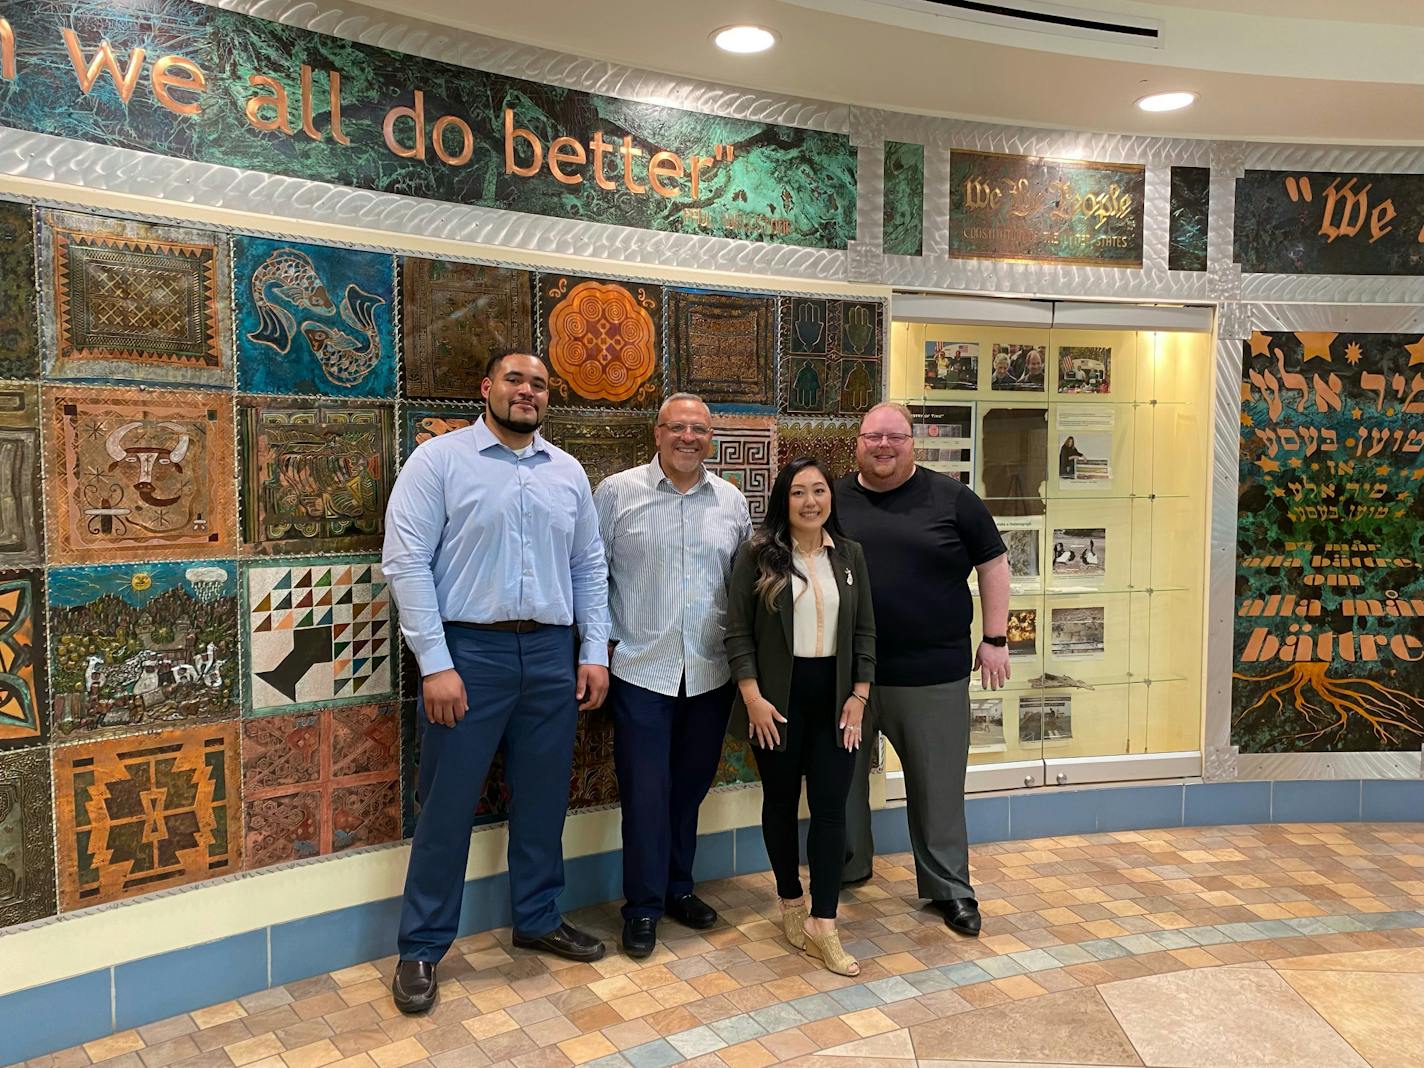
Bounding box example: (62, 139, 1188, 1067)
(884, 299, 1213, 792)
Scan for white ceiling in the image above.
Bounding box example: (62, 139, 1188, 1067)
(358, 0, 1424, 143)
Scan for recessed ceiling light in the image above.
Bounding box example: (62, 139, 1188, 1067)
(1136, 91, 1197, 113)
(713, 25, 777, 54)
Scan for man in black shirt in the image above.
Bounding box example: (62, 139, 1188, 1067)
(835, 402, 1010, 937)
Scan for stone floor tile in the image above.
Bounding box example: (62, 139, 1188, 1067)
(1100, 957, 1367, 1068)
(82, 1035, 144, 1064)
(137, 1018, 197, 1048)
(911, 987, 1140, 1065)
(1278, 969, 1424, 1068)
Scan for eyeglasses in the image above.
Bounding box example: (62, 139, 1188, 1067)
(858, 432, 911, 445)
(658, 422, 713, 437)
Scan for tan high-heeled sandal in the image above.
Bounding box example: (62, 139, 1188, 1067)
(779, 898, 808, 950)
(802, 922, 860, 977)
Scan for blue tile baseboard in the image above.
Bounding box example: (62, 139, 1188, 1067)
(3, 777, 1421, 1064)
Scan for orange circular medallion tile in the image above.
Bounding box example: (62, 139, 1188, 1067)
(547, 281, 658, 403)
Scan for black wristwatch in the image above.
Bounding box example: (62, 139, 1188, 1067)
(981, 634, 1008, 647)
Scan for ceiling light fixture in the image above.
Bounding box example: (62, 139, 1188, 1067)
(712, 25, 777, 54)
(1135, 91, 1197, 113)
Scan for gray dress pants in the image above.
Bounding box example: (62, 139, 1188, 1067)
(844, 677, 974, 901)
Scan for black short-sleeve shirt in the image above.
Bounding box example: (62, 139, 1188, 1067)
(834, 468, 1006, 686)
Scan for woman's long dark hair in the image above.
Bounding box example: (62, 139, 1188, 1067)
(747, 456, 844, 612)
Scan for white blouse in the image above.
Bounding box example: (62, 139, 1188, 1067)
(791, 534, 840, 658)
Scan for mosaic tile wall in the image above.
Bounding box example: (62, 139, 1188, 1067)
(0, 198, 886, 930)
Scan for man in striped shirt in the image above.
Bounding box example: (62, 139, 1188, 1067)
(594, 393, 753, 958)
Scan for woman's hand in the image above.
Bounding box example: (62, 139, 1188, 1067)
(839, 697, 865, 751)
(747, 695, 786, 749)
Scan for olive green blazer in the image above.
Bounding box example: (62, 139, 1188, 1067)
(724, 534, 876, 748)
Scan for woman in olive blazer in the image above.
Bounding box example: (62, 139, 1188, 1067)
(725, 456, 875, 976)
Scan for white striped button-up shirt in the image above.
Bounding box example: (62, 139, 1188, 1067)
(594, 458, 753, 697)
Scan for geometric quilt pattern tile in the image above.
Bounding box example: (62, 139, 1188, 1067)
(0, 569, 47, 751)
(0, 199, 39, 380)
(402, 257, 533, 401)
(238, 398, 396, 556)
(52, 721, 242, 911)
(244, 556, 395, 715)
(39, 209, 230, 388)
(667, 289, 778, 409)
(233, 236, 397, 398)
(540, 274, 662, 410)
(43, 385, 237, 564)
(47, 561, 239, 740)
(242, 703, 400, 868)
(0, 382, 42, 566)
(0, 747, 58, 926)
(706, 415, 777, 525)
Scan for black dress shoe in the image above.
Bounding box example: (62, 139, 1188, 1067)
(623, 916, 657, 958)
(391, 959, 437, 1015)
(513, 921, 607, 962)
(841, 869, 873, 889)
(665, 892, 717, 930)
(935, 897, 982, 937)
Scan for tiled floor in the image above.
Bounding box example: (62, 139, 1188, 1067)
(19, 822, 1424, 1068)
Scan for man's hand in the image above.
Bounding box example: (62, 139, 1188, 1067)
(423, 668, 468, 726)
(974, 642, 1011, 690)
(577, 664, 609, 711)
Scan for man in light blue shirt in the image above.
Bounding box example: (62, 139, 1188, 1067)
(384, 352, 611, 1015)
(594, 393, 752, 958)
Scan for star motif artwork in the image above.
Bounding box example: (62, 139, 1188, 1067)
(1406, 337, 1424, 367)
(1247, 331, 1274, 358)
(1295, 332, 1337, 363)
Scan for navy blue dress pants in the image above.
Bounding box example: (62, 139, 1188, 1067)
(397, 624, 577, 962)
(611, 677, 733, 921)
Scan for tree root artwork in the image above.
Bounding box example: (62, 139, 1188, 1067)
(1233, 661, 1424, 747)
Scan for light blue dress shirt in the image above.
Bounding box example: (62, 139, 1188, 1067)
(382, 416, 610, 676)
(594, 458, 752, 697)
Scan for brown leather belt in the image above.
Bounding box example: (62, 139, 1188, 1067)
(449, 619, 543, 634)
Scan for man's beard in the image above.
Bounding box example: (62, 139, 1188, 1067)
(489, 400, 541, 434)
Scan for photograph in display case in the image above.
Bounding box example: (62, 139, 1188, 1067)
(1052, 528, 1107, 582)
(1019, 694, 1073, 744)
(1007, 608, 1039, 659)
(1057, 346, 1112, 394)
(981, 408, 1047, 515)
(924, 341, 979, 391)
(990, 343, 1046, 392)
(997, 517, 1043, 590)
(1056, 407, 1114, 486)
(1051, 606, 1106, 660)
(908, 403, 973, 483)
(969, 698, 1006, 752)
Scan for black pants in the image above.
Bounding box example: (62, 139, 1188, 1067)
(752, 657, 855, 919)
(611, 676, 733, 921)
